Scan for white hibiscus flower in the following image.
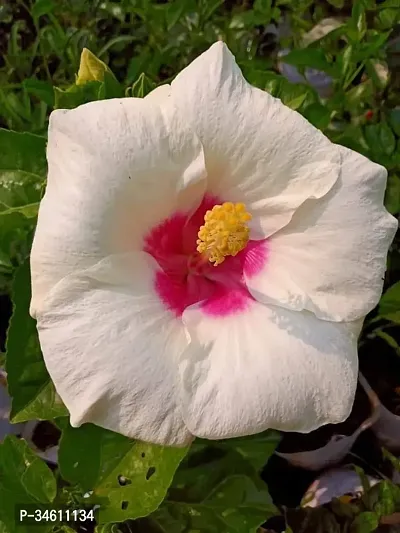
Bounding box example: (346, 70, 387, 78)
(30, 42, 397, 446)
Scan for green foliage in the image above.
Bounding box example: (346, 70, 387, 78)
(0, 435, 56, 532)
(58, 422, 189, 524)
(6, 260, 68, 422)
(0, 129, 46, 291)
(130, 73, 156, 98)
(351, 512, 379, 533)
(379, 281, 400, 323)
(151, 434, 279, 532)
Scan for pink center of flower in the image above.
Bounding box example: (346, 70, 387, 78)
(144, 196, 268, 317)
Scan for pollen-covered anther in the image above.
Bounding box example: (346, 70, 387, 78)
(196, 202, 252, 266)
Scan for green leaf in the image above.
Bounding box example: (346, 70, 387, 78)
(385, 173, 400, 214)
(382, 448, 400, 471)
(6, 260, 68, 422)
(365, 122, 396, 158)
(379, 122, 396, 155)
(281, 48, 336, 76)
(248, 70, 317, 112)
(354, 466, 371, 494)
(54, 81, 103, 110)
(55, 70, 122, 109)
(369, 481, 400, 517)
(153, 435, 278, 533)
(76, 48, 113, 85)
(0, 129, 45, 270)
(303, 103, 331, 129)
(165, 1, 185, 30)
(365, 60, 389, 90)
(0, 203, 39, 218)
(341, 45, 354, 80)
(96, 440, 189, 523)
(216, 431, 281, 473)
(376, 8, 400, 29)
(202, 0, 224, 21)
(345, 81, 373, 109)
(349, 2, 367, 41)
(379, 281, 400, 323)
(389, 109, 400, 137)
(254, 0, 273, 24)
(334, 124, 370, 156)
(327, 0, 344, 7)
(155, 474, 276, 533)
(95, 525, 121, 533)
(101, 71, 124, 99)
(59, 423, 132, 492)
(377, 0, 400, 7)
(58, 422, 189, 523)
(31, 0, 55, 20)
(0, 129, 46, 210)
(130, 73, 156, 98)
(22, 79, 54, 108)
(352, 512, 379, 533)
(281, 88, 308, 110)
(375, 330, 400, 356)
(0, 435, 56, 532)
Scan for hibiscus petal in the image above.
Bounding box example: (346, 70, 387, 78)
(35, 253, 192, 446)
(168, 41, 340, 238)
(31, 98, 206, 316)
(179, 296, 360, 439)
(245, 146, 398, 322)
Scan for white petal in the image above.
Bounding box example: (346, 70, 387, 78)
(36, 253, 191, 446)
(145, 84, 171, 104)
(169, 42, 341, 238)
(246, 146, 398, 322)
(31, 98, 206, 316)
(179, 297, 360, 439)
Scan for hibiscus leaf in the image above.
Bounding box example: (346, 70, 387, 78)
(0, 203, 39, 218)
(385, 173, 400, 215)
(59, 423, 133, 492)
(95, 438, 189, 523)
(58, 422, 189, 523)
(154, 474, 275, 533)
(6, 259, 68, 422)
(94, 525, 121, 533)
(130, 73, 156, 98)
(54, 68, 123, 109)
(281, 48, 337, 77)
(0, 435, 56, 533)
(379, 281, 400, 323)
(0, 129, 46, 284)
(0, 129, 46, 211)
(389, 109, 400, 137)
(215, 430, 281, 473)
(368, 480, 400, 517)
(364, 122, 396, 159)
(152, 435, 278, 532)
(351, 511, 379, 533)
(23, 78, 55, 108)
(302, 103, 332, 130)
(54, 81, 104, 110)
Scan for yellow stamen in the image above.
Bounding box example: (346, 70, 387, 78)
(196, 202, 252, 266)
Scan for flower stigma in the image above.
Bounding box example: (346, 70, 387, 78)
(196, 202, 252, 266)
